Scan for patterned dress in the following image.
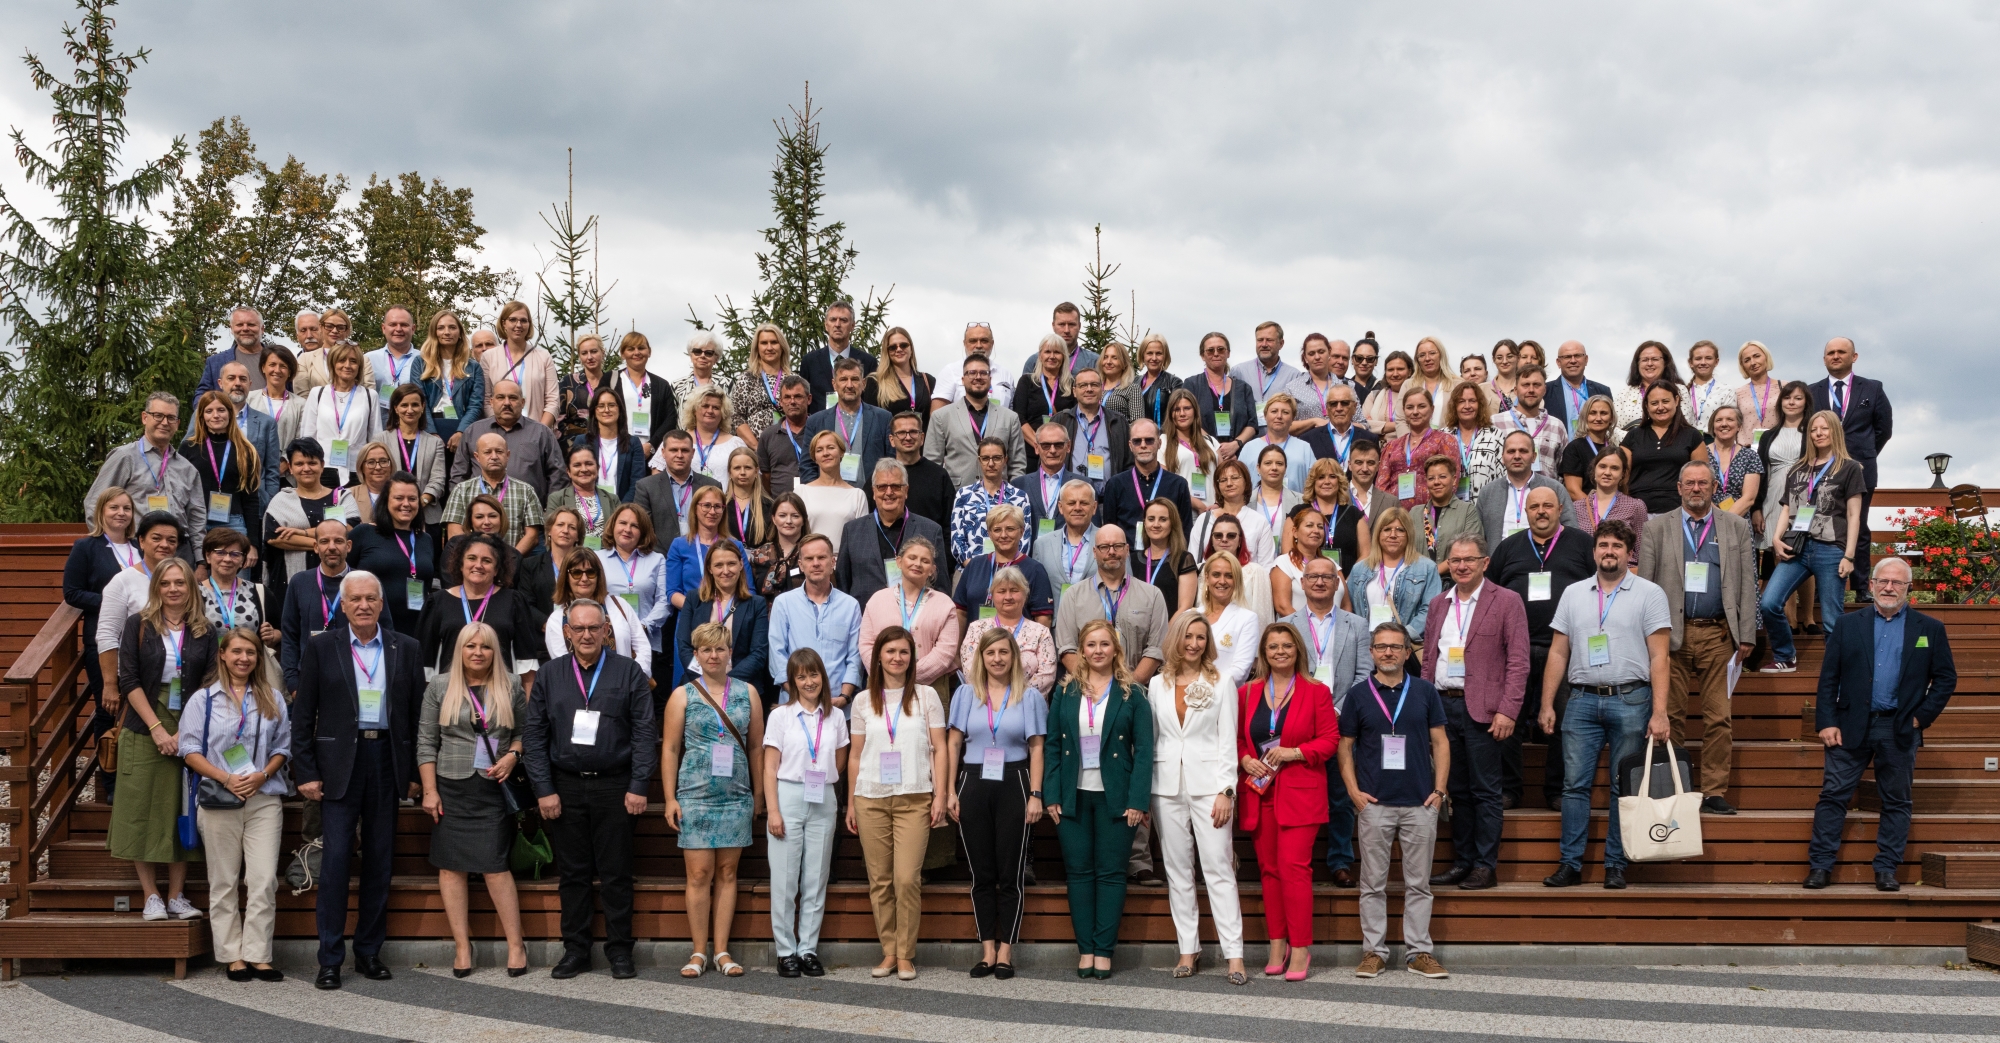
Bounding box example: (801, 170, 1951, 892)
(674, 677, 755, 849)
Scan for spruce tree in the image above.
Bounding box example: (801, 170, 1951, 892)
(536, 149, 613, 374)
(1078, 223, 1122, 355)
(0, 0, 191, 521)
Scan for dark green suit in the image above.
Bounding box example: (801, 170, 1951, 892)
(1045, 677, 1155, 957)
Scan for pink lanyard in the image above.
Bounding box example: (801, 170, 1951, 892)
(576, 488, 601, 531)
(502, 347, 528, 387)
(395, 433, 419, 473)
(1142, 550, 1166, 585)
(1590, 492, 1617, 527)
(110, 540, 139, 569)
(393, 530, 418, 579)
(480, 475, 510, 502)
(1083, 678, 1109, 730)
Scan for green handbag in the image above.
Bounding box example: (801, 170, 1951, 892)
(509, 814, 555, 879)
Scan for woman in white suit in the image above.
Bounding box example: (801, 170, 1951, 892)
(1147, 610, 1246, 985)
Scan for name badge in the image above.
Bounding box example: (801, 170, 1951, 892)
(630, 407, 649, 432)
(1191, 472, 1207, 500)
(884, 561, 902, 588)
(1528, 571, 1552, 601)
(710, 741, 733, 776)
(572, 708, 601, 746)
(583, 534, 603, 550)
(207, 491, 233, 523)
(1382, 734, 1407, 770)
(146, 493, 170, 513)
(1458, 475, 1473, 499)
(1791, 506, 1815, 532)
(803, 767, 827, 804)
(1718, 496, 1736, 513)
(328, 438, 350, 469)
(166, 677, 183, 711)
(1685, 561, 1711, 593)
(1586, 633, 1611, 667)
(824, 392, 838, 410)
(1504, 522, 1528, 538)
(221, 743, 253, 774)
(1086, 453, 1106, 480)
(1445, 645, 1465, 679)
(472, 741, 492, 772)
(1215, 416, 1232, 438)
(979, 605, 997, 620)
(619, 591, 640, 614)
(1397, 472, 1417, 499)
(1313, 661, 1333, 685)
(981, 745, 1005, 780)
(1039, 517, 1056, 536)
(377, 379, 396, 401)
(406, 579, 425, 611)
(1080, 733, 1102, 770)
(1369, 603, 1393, 628)
(840, 452, 862, 482)
(358, 685, 384, 725)
(982, 536, 995, 555)
(879, 749, 903, 784)
(436, 399, 458, 420)
(1324, 549, 1342, 567)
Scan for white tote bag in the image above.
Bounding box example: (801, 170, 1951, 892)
(1617, 737, 1704, 862)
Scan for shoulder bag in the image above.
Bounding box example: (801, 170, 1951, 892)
(196, 690, 248, 810)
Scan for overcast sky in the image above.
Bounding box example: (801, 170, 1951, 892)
(5, 0, 1997, 487)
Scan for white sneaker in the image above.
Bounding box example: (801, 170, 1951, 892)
(141, 894, 167, 921)
(167, 894, 202, 920)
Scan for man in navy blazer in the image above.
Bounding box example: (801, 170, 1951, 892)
(290, 572, 425, 988)
(1804, 558, 1954, 892)
(1098, 419, 1195, 542)
(1544, 340, 1613, 430)
(797, 301, 878, 408)
(798, 357, 893, 501)
(1809, 337, 1892, 589)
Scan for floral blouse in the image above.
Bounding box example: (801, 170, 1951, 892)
(948, 481, 1032, 566)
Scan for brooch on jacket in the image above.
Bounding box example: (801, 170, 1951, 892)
(1182, 679, 1216, 711)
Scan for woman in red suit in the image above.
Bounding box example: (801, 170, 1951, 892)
(1237, 620, 1339, 982)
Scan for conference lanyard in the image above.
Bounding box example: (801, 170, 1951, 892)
(1595, 581, 1623, 632)
(1684, 512, 1714, 555)
(1750, 378, 1773, 428)
(208, 578, 240, 629)
(966, 405, 987, 440)
(110, 540, 139, 570)
(763, 372, 783, 410)
(1064, 533, 1090, 582)
(204, 438, 233, 490)
(835, 406, 861, 447)
(599, 438, 620, 483)
(1509, 481, 1530, 525)
(1589, 492, 1617, 527)
(896, 584, 927, 630)
(694, 427, 720, 473)
(799, 707, 827, 768)
(985, 688, 1011, 746)
(1529, 528, 1561, 570)
(317, 571, 342, 628)
(1510, 408, 1549, 440)
(1330, 426, 1353, 463)
(384, 350, 413, 389)
(613, 549, 640, 593)
(350, 640, 380, 688)
(1099, 578, 1129, 624)
(459, 585, 494, 625)
(1565, 379, 1587, 419)
(1257, 363, 1282, 401)
(1264, 673, 1297, 735)
(1374, 562, 1402, 610)
(1142, 550, 1166, 585)
(479, 475, 510, 503)
(395, 433, 420, 474)
(1084, 677, 1109, 730)
(780, 419, 804, 464)
(874, 512, 904, 555)
(502, 347, 528, 388)
(576, 487, 601, 533)
(1805, 458, 1835, 502)
(1690, 379, 1718, 421)
(1132, 466, 1163, 505)
(571, 653, 605, 708)
(1367, 675, 1410, 735)
(331, 385, 356, 436)
(1307, 611, 1333, 665)
(392, 530, 418, 580)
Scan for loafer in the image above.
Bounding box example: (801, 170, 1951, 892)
(226, 965, 254, 982)
(355, 954, 392, 980)
(799, 952, 825, 977)
(1603, 868, 1627, 890)
(609, 953, 637, 979)
(1876, 870, 1901, 892)
(314, 966, 341, 990)
(969, 961, 993, 978)
(551, 953, 591, 979)
(993, 962, 1015, 980)
(1501, 793, 1519, 810)
(1701, 795, 1738, 815)
(1802, 868, 1832, 889)
(1457, 866, 1497, 890)
(1430, 864, 1472, 887)
(1331, 866, 1357, 888)
(251, 966, 285, 982)
(1542, 865, 1582, 888)
(778, 955, 803, 978)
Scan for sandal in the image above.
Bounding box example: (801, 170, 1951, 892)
(717, 952, 745, 977)
(681, 953, 708, 978)
(1228, 970, 1249, 986)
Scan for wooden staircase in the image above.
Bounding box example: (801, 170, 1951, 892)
(4, 493, 2000, 972)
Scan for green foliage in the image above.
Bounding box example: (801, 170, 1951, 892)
(536, 150, 613, 375)
(1078, 223, 1121, 355)
(688, 84, 891, 379)
(0, 0, 192, 521)
(337, 171, 505, 348)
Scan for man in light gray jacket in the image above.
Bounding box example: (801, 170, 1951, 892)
(924, 353, 1027, 487)
(1475, 431, 1575, 551)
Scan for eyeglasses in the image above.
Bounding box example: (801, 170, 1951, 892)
(207, 549, 245, 560)
(1370, 642, 1407, 652)
(1130, 436, 1157, 445)
(1328, 400, 1355, 409)
(1873, 578, 1911, 588)
(1445, 556, 1484, 566)
(1096, 542, 1128, 552)
(875, 482, 906, 491)
(142, 411, 178, 423)
(1037, 440, 1068, 450)
(689, 348, 718, 358)
(1303, 573, 1335, 582)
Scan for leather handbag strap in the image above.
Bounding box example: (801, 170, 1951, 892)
(690, 679, 751, 760)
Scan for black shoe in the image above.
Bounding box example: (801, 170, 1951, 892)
(355, 954, 392, 980)
(551, 953, 591, 979)
(800, 952, 825, 977)
(1501, 793, 1520, 810)
(1543, 865, 1582, 888)
(1603, 868, 1627, 890)
(314, 966, 342, 990)
(969, 961, 993, 978)
(778, 955, 803, 978)
(1545, 795, 1564, 812)
(507, 964, 529, 978)
(993, 962, 1015, 980)
(251, 966, 285, 982)
(1430, 864, 1472, 887)
(1876, 870, 1901, 892)
(609, 953, 637, 979)
(452, 966, 473, 979)
(226, 965, 255, 982)
(1331, 866, 1357, 888)
(1458, 866, 1497, 890)
(1701, 795, 1738, 815)
(1803, 868, 1832, 889)
(1802, 622, 1823, 636)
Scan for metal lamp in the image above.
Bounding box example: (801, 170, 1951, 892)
(1927, 452, 1952, 490)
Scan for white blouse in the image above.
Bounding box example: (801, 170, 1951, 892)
(543, 593, 651, 677)
(765, 702, 850, 783)
(298, 383, 382, 486)
(849, 686, 949, 798)
(1190, 508, 1277, 566)
(794, 482, 869, 552)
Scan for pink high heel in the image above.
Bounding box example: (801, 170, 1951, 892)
(1284, 950, 1313, 982)
(1263, 943, 1290, 976)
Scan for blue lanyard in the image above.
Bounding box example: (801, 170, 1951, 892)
(1098, 579, 1129, 624)
(1529, 528, 1561, 569)
(571, 653, 605, 708)
(208, 578, 240, 628)
(1684, 512, 1714, 555)
(1132, 466, 1163, 505)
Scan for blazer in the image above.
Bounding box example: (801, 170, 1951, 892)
(1810, 374, 1892, 485)
(1147, 669, 1237, 799)
(1415, 497, 1482, 564)
(63, 535, 124, 653)
(798, 401, 894, 492)
(1051, 407, 1133, 481)
(612, 369, 680, 454)
(924, 397, 1029, 488)
(800, 345, 881, 406)
(1278, 607, 1372, 710)
(1234, 674, 1340, 831)
(279, 568, 351, 693)
(1044, 677, 1155, 815)
(418, 359, 486, 445)
(370, 429, 448, 525)
(673, 593, 770, 693)
(1099, 465, 1196, 543)
(290, 625, 425, 802)
(630, 471, 721, 543)
(115, 615, 219, 733)
(1011, 466, 1086, 539)
(1637, 508, 1760, 650)
(1419, 582, 1532, 724)
(570, 432, 646, 503)
(416, 673, 530, 781)
(834, 511, 949, 608)
(1545, 376, 1614, 429)
(1815, 606, 1955, 742)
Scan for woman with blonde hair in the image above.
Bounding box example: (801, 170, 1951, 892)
(346, 441, 396, 527)
(667, 386, 746, 485)
(557, 333, 612, 439)
(1558, 393, 1626, 499)
(613, 330, 678, 460)
(1196, 552, 1265, 687)
(112, 557, 215, 922)
(480, 300, 558, 428)
(722, 445, 777, 573)
(1012, 334, 1076, 434)
(860, 537, 962, 699)
(419, 308, 485, 459)
(1195, 515, 1277, 625)
(417, 621, 529, 976)
(847, 626, 951, 980)
(1303, 459, 1369, 576)
(731, 322, 792, 445)
(795, 431, 868, 553)
(1734, 340, 1782, 445)
(1412, 337, 1455, 412)
(1759, 410, 1868, 673)
(1161, 388, 1217, 510)
(1148, 610, 1246, 983)
(1118, 334, 1181, 430)
(1344, 507, 1440, 658)
(299, 341, 380, 485)
(1683, 339, 1735, 432)
(1095, 342, 1137, 424)
(948, 627, 1049, 979)
(865, 326, 935, 427)
(1044, 619, 1153, 979)
(182, 390, 264, 536)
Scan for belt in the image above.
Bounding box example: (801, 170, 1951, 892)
(1441, 689, 1465, 697)
(556, 768, 626, 779)
(1572, 681, 1647, 697)
(1686, 617, 1728, 626)
(358, 729, 387, 740)
(1871, 709, 1901, 718)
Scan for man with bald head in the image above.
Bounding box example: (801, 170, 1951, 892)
(933, 321, 1015, 409)
(443, 430, 545, 554)
(1545, 340, 1611, 431)
(1810, 337, 1891, 590)
(1097, 418, 1195, 541)
(1486, 484, 1595, 810)
(1053, 523, 1169, 684)
(446, 377, 564, 499)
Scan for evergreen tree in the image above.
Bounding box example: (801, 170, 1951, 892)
(0, 0, 191, 522)
(1078, 223, 1122, 355)
(337, 171, 505, 348)
(688, 84, 891, 377)
(536, 149, 613, 374)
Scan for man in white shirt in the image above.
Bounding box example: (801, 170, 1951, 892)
(932, 322, 1014, 409)
(363, 306, 422, 424)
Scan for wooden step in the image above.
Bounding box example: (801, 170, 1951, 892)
(1799, 702, 2000, 741)
(1923, 851, 2000, 888)
(0, 912, 208, 980)
(1858, 777, 2000, 813)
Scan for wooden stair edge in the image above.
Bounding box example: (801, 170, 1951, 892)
(0, 913, 208, 981)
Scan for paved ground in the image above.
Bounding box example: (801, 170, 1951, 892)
(4, 958, 1999, 1042)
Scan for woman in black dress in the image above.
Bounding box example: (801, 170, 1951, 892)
(348, 472, 436, 636)
(182, 390, 264, 542)
(1620, 381, 1706, 514)
(417, 533, 544, 691)
(1302, 459, 1368, 577)
(1132, 498, 1198, 616)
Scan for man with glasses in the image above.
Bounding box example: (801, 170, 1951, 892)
(800, 300, 878, 409)
(1312, 383, 1381, 473)
(1803, 557, 1954, 891)
(800, 357, 893, 498)
(1053, 524, 1167, 684)
(1545, 341, 1611, 430)
(1283, 556, 1372, 887)
(933, 322, 1014, 409)
(1098, 419, 1195, 542)
(85, 391, 208, 558)
(888, 411, 953, 532)
(834, 458, 948, 608)
(1034, 479, 1101, 596)
(632, 430, 721, 543)
(1350, 335, 1381, 400)
(1491, 365, 1569, 477)
(1420, 535, 1530, 892)
(1012, 423, 1084, 538)
(296, 310, 375, 397)
(925, 353, 1027, 487)
(1047, 367, 1130, 494)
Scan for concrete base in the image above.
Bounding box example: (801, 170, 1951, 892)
(264, 939, 1969, 973)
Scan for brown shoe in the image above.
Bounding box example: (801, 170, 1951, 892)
(1354, 953, 1387, 978)
(1458, 866, 1497, 890)
(1331, 866, 1357, 888)
(1406, 952, 1449, 978)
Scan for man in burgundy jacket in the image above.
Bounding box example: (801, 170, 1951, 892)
(1420, 533, 1532, 890)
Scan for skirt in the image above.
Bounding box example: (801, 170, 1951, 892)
(676, 794, 753, 850)
(430, 774, 513, 874)
(108, 724, 197, 864)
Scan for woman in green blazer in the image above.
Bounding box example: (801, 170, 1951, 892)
(1045, 618, 1155, 979)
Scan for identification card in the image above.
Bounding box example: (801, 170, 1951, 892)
(1191, 472, 1207, 500)
(1718, 496, 1736, 513)
(162, 654, 182, 680)
(1505, 522, 1528, 538)
(630, 407, 648, 432)
(840, 452, 861, 482)
(572, 708, 601, 746)
(1458, 475, 1473, 499)
(378, 379, 396, 401)
(884, 561, 902, 588)
(221, 743, 253, 774)
(983, 536, 995, 555)
(437, 399, 458, 420)
(1313, 661, 1332, 685)
(803, 768, 827, 804)
(167, 677, 183, 711)
(824, 392, 838, 410)
(1382, 734, 1407, 770)
(1445, 645, 1466, 679)
(1586, 633, 1611, 667)
(1086, 453, 1106, 480)
(207, 492, 233, 523)
(1039, 517, 1055, 536)
(1748, 428, 1764, 444)
(1791, 506, 1815, 532)
(358, 685, 383, 725)
(981, 745, 1005, 780)
(328, 438, 350, 469)
(1529, 571, 1552, 601)
(1080, 733, 1102, 770)
(406, 579, 425, 611)
(472, 741, 492, 772)
(619, 591, 640, 614)
(1398, 472, 1416, 499)
(710, 741, 733, 776)
(1215, 416, 1231, 439)
(146, 493, 170, 513)
(1369, 603, 1392, 627)
(879, 750, 903, 784)
(1685, 561, 1711, 593)
(583, 533, 603, 550)
(979, 605, 997, 620)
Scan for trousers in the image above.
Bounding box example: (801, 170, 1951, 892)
(1356, 801, 1438, 958)
(1442, 693, 1504, 870)
(1668, 619, 1736, 796)
(1760, 539, 1848, 663)
(1252, 814, 1318, 947)
(316, 738, 396, 968)
(1055, 789, 1135, 957)
(957, 763, 1030, 944)
(767, 779, 837, 957)
(1808, 715, 1917, 873)
(199, 792, 283, 964)
(551, 771, 636, 958)
(1153, 788, 1244, 958)
(856, 792, 933, 960)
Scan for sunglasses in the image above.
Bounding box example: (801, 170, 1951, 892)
(690, 348, 718, 358)
(1130, 436, 1158, 445)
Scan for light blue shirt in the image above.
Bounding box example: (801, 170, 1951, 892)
(1239, 434, 1316, 494)
(1871, 607, 1906, 712)
(1230, 359, 1302, 405)
(596, 548, 671, 650)
(364, 345, 423, 420)
(350, 628, 386, 725)
(948, 683, 1049, 764)
(768, 585, 864, 689)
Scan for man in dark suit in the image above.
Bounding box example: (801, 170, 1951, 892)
(1048, 367, 1131, 494)
(291, 571, 424, 990)
(798, 301, 878, 409)
(632, 430, 722, 543)
(280, 521, 353, 695)
(799, 357, 893, 499)
(1804, 557, 1954, 891)
(1809, 337, 1892, 590)
(1012, 422, 1084, 540)
(834, 458, 950, 607)
(1545, 340, 1614, 430)
(1098, 420, 1195, 542)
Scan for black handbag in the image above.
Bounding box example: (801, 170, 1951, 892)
(476, 727, 535, 815)
(196, 691, 247, 811)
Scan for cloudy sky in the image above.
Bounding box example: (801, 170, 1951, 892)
(5, 1, 1997, 487)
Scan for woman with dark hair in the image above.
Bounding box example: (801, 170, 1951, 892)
(1360, 350, 1415, 441)
(760, 493, 811, 599)
(182, 389, 264, 537)
(673, 540, 769, 695)
(518, 506, 584, 624)
(864, 326, 936, 428)
(1571, 444, 1651, 560)
(348, 471, 437, 635)
(440, 494, 521, 588)
(417, 533, 543, 687)
(249, 343, 302, 450)
(761, 645, 848, 977)
(1622, 380, 1706, 514)
(370, 384, 447, 529)
(1134, 498, 1199, 615)
(847, 626, 950, 980)
(197, 527, 277, 647)
(541, 542, 652, 677)
(1613, 341, 1685, 431)
(581, 386, 646, 503)
(546, 442, 620, 549)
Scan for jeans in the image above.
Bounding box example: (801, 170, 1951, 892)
(1559, 684, 1652, 871)
(1760, 539, 1847, 663)
(1808, 716, 1918, 873)
(1323, 777, 1356, 871)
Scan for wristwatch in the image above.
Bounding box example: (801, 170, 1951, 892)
(1221, 786, 1235, 799)
(1028, 790, 1044, 800)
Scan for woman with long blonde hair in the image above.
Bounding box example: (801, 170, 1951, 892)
(948, 626, 1048, 979)
(182, 389, 263, 536)
(866, 326, 935, 426)
(1148, 609, 1246, 983)
(420, 308, 485, 457)
(1412, 337, 1455, 412)
(1759, 410, 1867, 673)
(731, 322, 792, 445)
(1195, 552, 1264, 687)
(1344, 506, 1440, 659)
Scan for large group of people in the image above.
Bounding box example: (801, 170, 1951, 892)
(64, 299, 1956, 986)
